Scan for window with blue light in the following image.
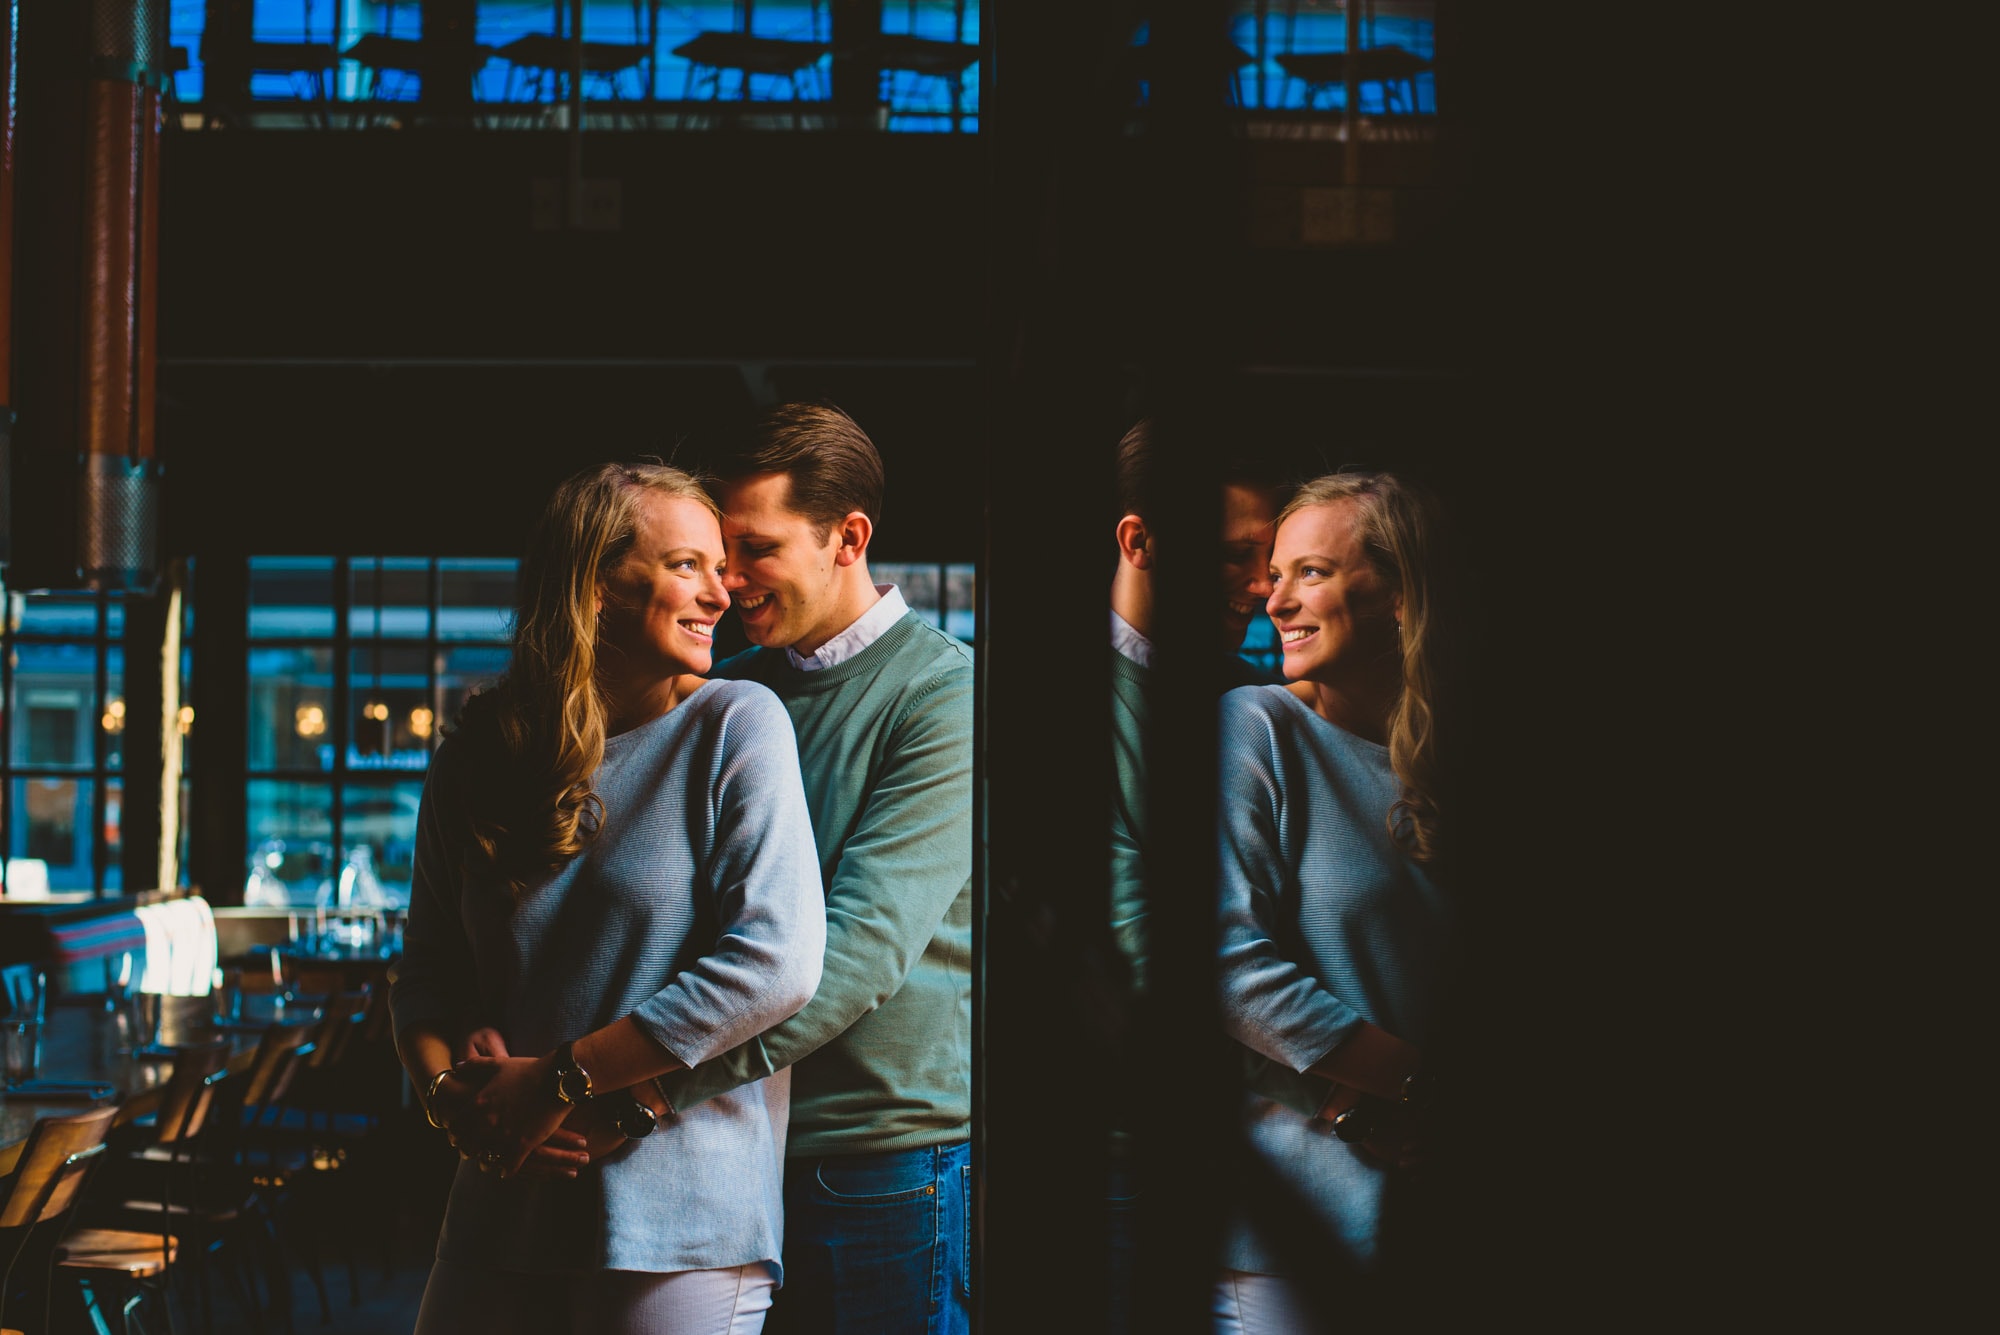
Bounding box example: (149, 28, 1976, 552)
(1, 577, 195, 898)
(165, 0, 982, 132)
(244, 556, 516, 908)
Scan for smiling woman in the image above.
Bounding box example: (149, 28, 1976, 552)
(390, 460, 825, 1334)
(1212, 470, 1454, 1330)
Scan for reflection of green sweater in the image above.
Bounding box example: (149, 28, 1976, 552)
(656, 611, 974, 1157)
(1110, 647, 1281, 998)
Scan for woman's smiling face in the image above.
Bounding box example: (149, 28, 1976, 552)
(595, 491, 729, 679)
(1266, 498, 1402, 685)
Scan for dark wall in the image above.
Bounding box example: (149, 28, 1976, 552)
(152, 128, 1467, 566)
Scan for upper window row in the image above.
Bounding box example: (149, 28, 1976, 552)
(160, 1, 1439, 133)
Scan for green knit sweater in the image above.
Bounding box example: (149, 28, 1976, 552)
(655, 611, 975, 1157)
(1109, 647, 1281, 998)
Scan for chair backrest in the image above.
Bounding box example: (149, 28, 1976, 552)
(239, 1022, 316, 1118)
(154, 1039, 236, 1146)
(303, 990, 370, 1070)
(0, 1107, 118, 1229)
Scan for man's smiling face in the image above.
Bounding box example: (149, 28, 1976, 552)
(719, 472, 848, 655)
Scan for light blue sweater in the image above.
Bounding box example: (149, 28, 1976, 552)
(1215, 685, 1452, 1270)
(390, 678, 825, 1278)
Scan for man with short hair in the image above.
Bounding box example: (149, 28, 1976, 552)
(655, 401, 974, 1335)
(1108, 417, 1283, 996)
(1103, 418, 1282, 1333)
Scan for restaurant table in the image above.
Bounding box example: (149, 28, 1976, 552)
(0, 998, 304, 1175)
(275, 943, 399, 993)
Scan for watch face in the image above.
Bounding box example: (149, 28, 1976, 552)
(617, 1097, 658, 1139)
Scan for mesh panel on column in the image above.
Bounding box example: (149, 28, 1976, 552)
(78, 453, 159, 589)
(89, 0, 159, 69)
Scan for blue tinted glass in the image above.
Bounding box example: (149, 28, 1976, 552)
(9, 643, 96, 768)
(250, 557, 336, 639)
(341, 780, 424, 906)
(247, 646, 337, 772)
(245, 780, 336, 905)
(349, 557, 432, 638)
(170, 0, 984, 129)
(7, 777, 94, 892)
(875, 564, 943, 627)
(1239, 609, 1281, 675)
(348, 646, 433, 770)
(104, 777, 124, 892)
(1224, 4, 1436, 114)
(104, 648, 126, 772)
(439, 559, 516, 642)
(15, 594, 97, 637)
(944, 563, 975, 642)
(441, 645, 511, 731)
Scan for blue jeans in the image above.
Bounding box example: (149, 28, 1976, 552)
(768, 1142, 971, 1335)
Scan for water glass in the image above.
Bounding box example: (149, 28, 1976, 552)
(4, 1020, 40, 1086)
(213, 968, 243, 1023)
(127, 991, 164, 1055)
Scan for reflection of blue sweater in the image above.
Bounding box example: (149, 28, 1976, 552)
(1215, 685, 1451, 1270)
(391, 679, 824, 1277)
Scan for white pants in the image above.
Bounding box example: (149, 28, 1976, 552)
(415, 1257, 775, 1335)
(1212, 1269, 1316, 1335)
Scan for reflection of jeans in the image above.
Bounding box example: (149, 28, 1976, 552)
(1106, 1138, 1140, 1335)
(769, 1142, 971, 1335)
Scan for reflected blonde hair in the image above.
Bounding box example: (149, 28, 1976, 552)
(1277, 471, 1447, 863)
(455, 462, 720, 898)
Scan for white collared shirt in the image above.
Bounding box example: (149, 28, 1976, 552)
(787, 584, 909, 671)
(1110, 609, 1154, 668)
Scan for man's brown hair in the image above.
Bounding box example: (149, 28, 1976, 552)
(721, 401, 885, 538)
(1115, 416, 1285, 523)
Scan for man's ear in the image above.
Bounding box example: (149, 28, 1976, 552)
(832, 511, 873, 567)
(1115, 515, 1153, 571)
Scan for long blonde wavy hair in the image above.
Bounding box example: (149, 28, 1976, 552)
(1276, 471, 1448, 864)
(454, 462, 721, 899)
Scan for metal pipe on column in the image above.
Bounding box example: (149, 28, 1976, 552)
(7, 0, 164, 592)
(1, 0, 17, 570)
(77, 0, 165, 591)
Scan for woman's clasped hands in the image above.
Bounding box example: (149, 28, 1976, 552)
(436, 1027, 624, 1180)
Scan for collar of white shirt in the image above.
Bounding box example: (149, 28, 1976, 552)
(1109, 609, 1154, 669)
(787, 584, 909, 672)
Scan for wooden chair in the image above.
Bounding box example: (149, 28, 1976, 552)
(0, 1105, 119, 1334)
(89, 1025, 319, 1335)
(266, 991, 381, 1304)
(89, 1039, 253, 1335)
(229, 1024, 323, 1333)
(53, 1223, 180, 1335)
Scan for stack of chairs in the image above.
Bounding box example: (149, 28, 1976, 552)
(81, 1024, 319, 1334)
(0, 1104, 177, 1335)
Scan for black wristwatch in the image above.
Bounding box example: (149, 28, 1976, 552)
(550, 1040, 593, 1106)
(608, 1090, 659, 1140)
(1331, 1101, 1379, 1144)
